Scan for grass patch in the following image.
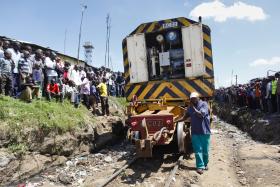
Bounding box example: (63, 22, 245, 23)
(0, 96, 93, 132)
(110, 97, 127, 107)
(8, 143, 28, 155)
(0, 96, 126, 153)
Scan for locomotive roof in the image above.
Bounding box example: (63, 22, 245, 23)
(128, 17, 211, 37)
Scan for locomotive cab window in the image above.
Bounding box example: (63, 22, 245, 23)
(145, 28, 185, 81)
(126, 23, 206, 83)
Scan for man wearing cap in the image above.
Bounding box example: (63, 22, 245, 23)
(19, 76, 35, 103)
(176, 92, 211, 174)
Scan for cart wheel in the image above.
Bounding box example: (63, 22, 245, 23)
(177, 122, 187, 153)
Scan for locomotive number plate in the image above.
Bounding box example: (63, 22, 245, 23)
(162, 22, 178, 29)
(147, 120, 163, 127)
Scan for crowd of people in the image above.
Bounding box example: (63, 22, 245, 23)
(215, 73, 280, 114)
(0, 39, 125, 116)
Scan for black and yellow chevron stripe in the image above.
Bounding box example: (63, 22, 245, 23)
(124, 79, 214, 101)
(122, 17, 214, 101)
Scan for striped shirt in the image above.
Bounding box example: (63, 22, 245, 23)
(18, 58, 32, 74)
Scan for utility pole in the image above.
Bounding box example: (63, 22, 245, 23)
(110, 56, 113, 71)
(104, 14, 108, 68)
(235, 75, 238, 85)
(231, 70, 233, 85)
(107, 17, 111, 69)
(104, 14, 111, 69)
(77, 4, 87, 64)
(64, 29, 67, 54)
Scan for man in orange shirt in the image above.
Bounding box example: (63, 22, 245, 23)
(255, 82, 261, 109)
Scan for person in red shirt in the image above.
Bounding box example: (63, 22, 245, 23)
(46, 79, 62, 102)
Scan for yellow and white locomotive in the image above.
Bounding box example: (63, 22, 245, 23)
(123, 17, 214, 157)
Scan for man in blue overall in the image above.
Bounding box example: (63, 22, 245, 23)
(176, 92, 211, 174)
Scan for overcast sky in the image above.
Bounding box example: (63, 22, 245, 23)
(0, 0, 279, 87)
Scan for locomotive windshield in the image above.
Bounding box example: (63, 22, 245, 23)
(145, 28, 185, 80)
(126, 20, 207, 84)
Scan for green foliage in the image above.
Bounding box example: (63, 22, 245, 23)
(110, 96, 127, 108)
(8, 143, 28, 154)
(0, 96, 93, 132)
(0, 95, 126, 156)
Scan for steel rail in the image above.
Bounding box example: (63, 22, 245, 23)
(97, 157, 138, 187)
(164, 155, 184, 187)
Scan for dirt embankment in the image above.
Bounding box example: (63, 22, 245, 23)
(213, 102, 280, 144)
(0, 97, 126, 186)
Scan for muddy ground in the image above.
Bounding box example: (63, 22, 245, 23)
(0, 96, 128, 186)
(10, 118, 280, 187)
(213, 103, 280, 144)
(0, 112, 126, 186)
(1, 100, 280, 186)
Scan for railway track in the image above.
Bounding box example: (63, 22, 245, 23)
(97, 155, 185, 187)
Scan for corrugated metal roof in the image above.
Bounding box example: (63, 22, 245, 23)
(0, 35, 92, 67)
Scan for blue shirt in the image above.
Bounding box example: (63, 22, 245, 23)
(90, 85, 96, 95)
(33, 69, 42, 82)
(187, 100, 211, 135)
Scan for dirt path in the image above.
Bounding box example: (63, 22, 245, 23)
(192, 118, 280, 187)
(18, 118, 280, 187)
(84, 118, 280, 187)
(173, 119, 241, 187)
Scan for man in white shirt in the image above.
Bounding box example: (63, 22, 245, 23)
(266, 78, 272, 113)
(44, 51, 58, 83)
(80, 76, 90, 109)
(79, 66, 86, 79)
(69, 65, 81, 86)
(7, 42, 22, 96)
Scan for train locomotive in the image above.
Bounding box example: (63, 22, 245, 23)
(122, 17, 214, 157)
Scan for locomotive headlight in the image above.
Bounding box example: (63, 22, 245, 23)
(156, 34, 164, 43)
(131, 121, 138, 127)
(166, 31, 178, 44)
(166, 120, 172, 125)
